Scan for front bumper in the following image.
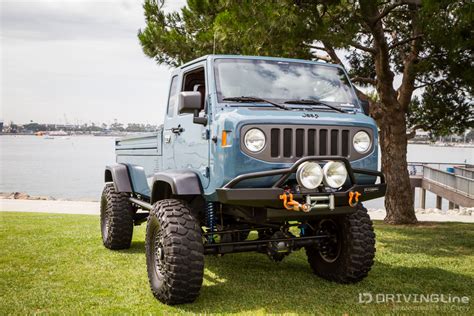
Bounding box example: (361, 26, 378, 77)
(216, 156, 386, 213)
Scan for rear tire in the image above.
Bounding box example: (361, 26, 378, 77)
(146, 199, 204, 305)
(100, 183, 133, 250)
(305, 204, 375, 283)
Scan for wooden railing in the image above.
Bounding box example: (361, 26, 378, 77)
(408, 162, 474, 199)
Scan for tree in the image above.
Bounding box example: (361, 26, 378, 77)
(138, 0, 473, 224)
(300, 0, 473, 223)
(138, 0, 311, 66)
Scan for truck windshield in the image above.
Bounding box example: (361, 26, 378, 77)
(214, 58, 358, 108)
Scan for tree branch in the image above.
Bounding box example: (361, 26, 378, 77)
(397, 5, 423, 110)
(351, 76, 376, 85)
(407, 124, 430, 139)
(406, 130, 417, 139)
(389, 35, 423, 50)
(372, 0, 422, 24)
(413, 78, 447, 90)
(375, 2, 404, 22)
(413, 83, 429, 90)
(321, 41, 344, 65)
(313, 54, 332, 62)
(359, 1, 398, 107)
(305, 44, 327, 51)
(349, 41, 377, 54)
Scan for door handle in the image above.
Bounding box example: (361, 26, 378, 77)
(171, 125, 184, 135)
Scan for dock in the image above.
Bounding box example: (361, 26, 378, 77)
(409, 162, 474, 209)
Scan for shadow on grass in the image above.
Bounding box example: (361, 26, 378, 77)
(177, 257, 473, 314)
(119, 241, 145, 254)
(118, 222, 473, 313)
(181, 222, 474, 313)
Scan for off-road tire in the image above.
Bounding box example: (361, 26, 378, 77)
(100, 183, 133, 250)
(146, 199, 204, 305)
(305, 204, 375, 283)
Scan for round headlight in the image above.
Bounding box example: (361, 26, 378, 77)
(353, 131, 371, 153)
(323, 161, 348, 188)
(296, 162, 323, 189)
(244, 128, 266, 152)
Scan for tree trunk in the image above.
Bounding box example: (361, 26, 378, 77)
(378, 108, 418, 224)
(358, 0, 421, 224)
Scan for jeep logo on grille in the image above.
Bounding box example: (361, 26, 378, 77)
(302, 113, 319, 118)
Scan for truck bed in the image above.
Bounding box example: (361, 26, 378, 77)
(115, 126, 163, 178)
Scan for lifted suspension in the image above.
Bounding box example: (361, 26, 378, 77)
(206, 202, 217, 243)
(203, 234, 331, 255)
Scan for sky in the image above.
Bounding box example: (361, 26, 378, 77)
(1, 0, 407, 126)
(1, 0, 186, 125)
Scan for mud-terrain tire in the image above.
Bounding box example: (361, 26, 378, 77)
(146, 199, 204, 305)
(100, 183, 134, 250)
(305, 204, 375, 283)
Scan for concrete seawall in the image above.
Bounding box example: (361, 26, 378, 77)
(0, 199, 99, 215)
(1, 199, 473, 223)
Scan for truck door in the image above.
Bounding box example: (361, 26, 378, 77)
(162, 74, 179, 170)
(163, 64, 210, 188)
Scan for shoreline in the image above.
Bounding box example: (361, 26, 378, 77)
(1, 192, 472, 221)
(2, 134, 473, 148)
(407, 141, 474, 148)
(1, 199, 472, 222)
(0, 192, 99, 202)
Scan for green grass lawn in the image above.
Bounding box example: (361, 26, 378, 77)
(1, 212, 472, 315)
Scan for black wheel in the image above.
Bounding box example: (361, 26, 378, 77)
(100, 183, 133, 249)
(146, 199, 204, 305)
(305, 204, 375, 283)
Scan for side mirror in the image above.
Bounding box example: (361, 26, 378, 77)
(359, 99, 370, 116)
(178, 91, 208, 125)
(178, 91, 201, 114)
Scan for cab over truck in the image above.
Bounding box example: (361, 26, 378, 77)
(101, 55, 386, 305)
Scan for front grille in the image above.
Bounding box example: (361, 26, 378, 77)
(270, 127, 350, 158)
(240, 124, 373, 163)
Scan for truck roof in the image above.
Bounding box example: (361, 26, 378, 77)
(179, 54, 343, 70)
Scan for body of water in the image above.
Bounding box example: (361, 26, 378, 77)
(1, 135, 116, 200)
(1, 135, 473, 208)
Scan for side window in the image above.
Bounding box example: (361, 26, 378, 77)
(181, 67, 206, 113)
(167, 76, 178, 117)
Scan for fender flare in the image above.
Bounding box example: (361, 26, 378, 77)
(104, 164, 132, 193)
(151, 170, 203, 204)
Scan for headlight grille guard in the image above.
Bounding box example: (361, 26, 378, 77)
(222, 155, 384, 189)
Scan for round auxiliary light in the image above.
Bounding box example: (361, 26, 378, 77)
(323, 161, 348, 188)
(353, 131, 371, 153)
(244, 128, 266, 152)
(296, 162, 323, 190)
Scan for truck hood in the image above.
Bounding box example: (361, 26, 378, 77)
(215, 106, 377, 130)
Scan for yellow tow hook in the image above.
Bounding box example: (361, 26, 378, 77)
(279, 191, 310, 212)
(348, 191, 361, 207)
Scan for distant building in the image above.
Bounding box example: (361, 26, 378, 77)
(413, 129, 431, 141)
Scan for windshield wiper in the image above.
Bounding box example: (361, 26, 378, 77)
(223, 96, 290, 110)
(284, 99, 347, 113)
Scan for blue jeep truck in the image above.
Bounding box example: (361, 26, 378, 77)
(100, 55, 386, 305)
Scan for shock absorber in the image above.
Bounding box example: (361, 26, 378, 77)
(206, 202, 216, 243)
